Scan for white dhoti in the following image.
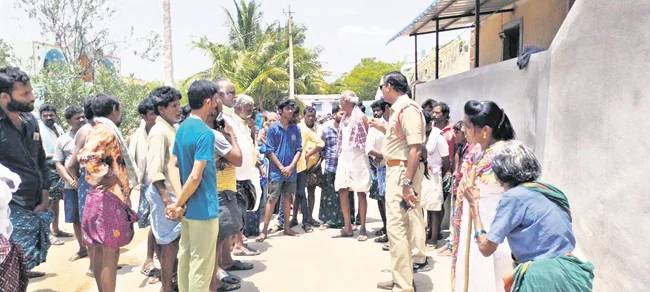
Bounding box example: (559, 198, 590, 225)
(334, 147, 371, 193)
(420, 172, 444, 211)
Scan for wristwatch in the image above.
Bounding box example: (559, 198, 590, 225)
(402, 179, 412, 187)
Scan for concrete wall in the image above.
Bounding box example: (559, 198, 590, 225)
(541, 0, 650, 290)
(415, 52, 551, 160)
(470, 0, 568, 67)
(414, 0, 650, 290)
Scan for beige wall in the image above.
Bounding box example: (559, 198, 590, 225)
(406, 39, 470, 82)
(470, 0, 568, 67)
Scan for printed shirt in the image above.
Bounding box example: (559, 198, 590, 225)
(265, 122, 302, 182)
(146, 116, 177, 195)
(320, 123, 339, 173)
(382, 95, 426, 161)
(53, 131, 76, 189)
(172, 116, 218, 220)
(297, 121, 324, 173)
(336, 107, 367, 153)
(0, 110, 50, 209)
(365, 118, 388, 167)
(79, 122, 131, 203)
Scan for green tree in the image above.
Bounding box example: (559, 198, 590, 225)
(341, 58, 402, 100)
(0, 39, 15, 67)
(189, 0, 328, 109)
(34, 62, 153, 135)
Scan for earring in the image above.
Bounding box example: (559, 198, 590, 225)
(483, 132, 487, 139)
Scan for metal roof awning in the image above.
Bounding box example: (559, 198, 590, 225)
(387, 0, 517, 44)
(387, 0, 517, 85)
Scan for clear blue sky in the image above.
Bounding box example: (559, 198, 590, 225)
(1, 0, 469, 82)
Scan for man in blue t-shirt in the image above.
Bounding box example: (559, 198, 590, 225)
(255, 98, 302, 243)
(165, 79, 219, 292)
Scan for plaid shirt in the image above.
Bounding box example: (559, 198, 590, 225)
(337, 107, 367, 153)
(320, 123, 339, 173)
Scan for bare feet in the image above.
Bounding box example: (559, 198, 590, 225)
(283, 228, 300, 237)
(318, 224, 330, 231)
(68, 248, 88, 261)
(438, 249, 452, 257)
(435, 245, 448, 253)
(255, 232, 268, 242)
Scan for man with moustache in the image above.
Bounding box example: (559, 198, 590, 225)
(0, 66, 53, 278)
(53, 106, 87, 261)
(39, 104, 69, 245)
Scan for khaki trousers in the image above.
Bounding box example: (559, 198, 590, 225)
(178, 217, 219, 292)
(386, 162, 426, 292)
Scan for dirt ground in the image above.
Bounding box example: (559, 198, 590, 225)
(26, 189, 451, 292)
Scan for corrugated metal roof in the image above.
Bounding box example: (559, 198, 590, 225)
(387, 0, 517, 44)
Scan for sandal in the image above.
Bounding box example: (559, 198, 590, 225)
(217, 282, 241, 292)
(141, 266, 158, 277)
(52, 230, 74, 238)
(217, 270, 241, 284)
(332, 230, 354, 238)
(307, 219, 321, 227)
(233, 247, 261, 256)
(318, 224, 330, 231)
(357, 231, 368, 242)
(148, 268, 161, 284)
(49, 235, 64, 245)
(28, 271, 46, 278)
(374, 235, 389, 243)
(302, 223, 314, 233)
(382, 244, 390, 251)
(374, 229, 385, 236)
(225, 260, 254, 271)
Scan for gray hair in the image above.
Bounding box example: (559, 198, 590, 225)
(234, 94, 255, 109)
(491, 140, 541, 187)
(340, 90, 359, 104)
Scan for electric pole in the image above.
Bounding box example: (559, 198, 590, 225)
(284, 6, 295, 100)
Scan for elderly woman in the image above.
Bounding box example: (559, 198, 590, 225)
(463, 141, 594, 292)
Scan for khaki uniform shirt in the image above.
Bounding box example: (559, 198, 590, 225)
(146, 116, 177, 194)
(382, 95, 426, 161)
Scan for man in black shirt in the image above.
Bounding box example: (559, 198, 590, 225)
(0, 66, 53, 278)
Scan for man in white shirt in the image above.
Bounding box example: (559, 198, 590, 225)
(214, 78, 261, 261)
(421, 111, 450, 249)
(366, 99, 390, 244)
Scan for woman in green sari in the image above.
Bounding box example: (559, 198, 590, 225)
(463, 140, 594, 292)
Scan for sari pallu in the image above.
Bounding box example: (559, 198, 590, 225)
(508, 255, 594, 292)
(8, 204, 53, 270)
(82, 189, 137, 248)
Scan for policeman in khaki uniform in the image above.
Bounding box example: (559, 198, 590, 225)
(372, 71, 428, 292)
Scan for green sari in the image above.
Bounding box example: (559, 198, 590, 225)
(507, 182, 595, 292)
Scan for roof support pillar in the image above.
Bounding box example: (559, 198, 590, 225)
(414, 34, 419, 83)
(435, 19, 440, 79)
(474, 0, 481, 68)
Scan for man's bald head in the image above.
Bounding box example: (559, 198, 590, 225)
(266, 112, 279, 124)
(214, 78, 236, 107)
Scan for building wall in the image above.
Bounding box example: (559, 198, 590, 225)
(470, 0, 568, 67)
(405, 39, 470, 82)
(415, 0, 650, 290)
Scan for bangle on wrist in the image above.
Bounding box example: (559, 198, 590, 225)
(474, 229, 487, 242)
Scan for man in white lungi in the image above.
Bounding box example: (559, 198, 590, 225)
(333, 90, 371, 241)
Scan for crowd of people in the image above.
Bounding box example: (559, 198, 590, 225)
(0, 65, 595, 292)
